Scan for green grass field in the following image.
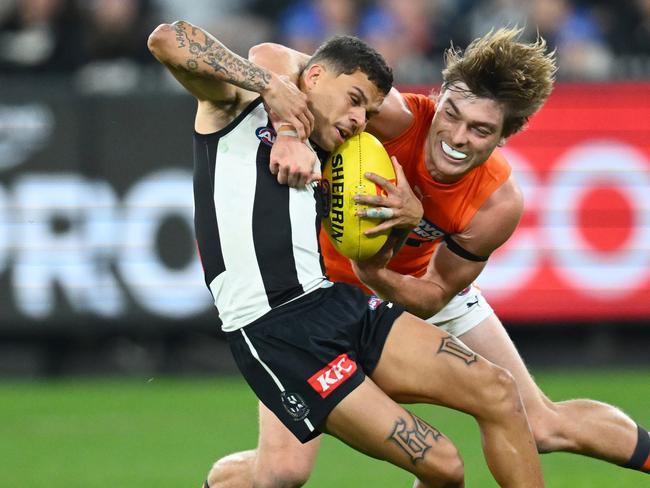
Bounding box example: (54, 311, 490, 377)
(2, 369, 649, 487)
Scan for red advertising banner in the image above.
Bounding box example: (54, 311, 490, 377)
(406, 83, 650, 321)
(1, 83, 648, 329)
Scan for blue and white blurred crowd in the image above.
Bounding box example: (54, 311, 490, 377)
(1, 0, 649, 90)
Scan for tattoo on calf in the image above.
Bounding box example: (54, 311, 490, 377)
(437, 336, 478, 365)
(388, 412, 442, 464)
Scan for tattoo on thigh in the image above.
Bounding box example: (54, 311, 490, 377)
(388, 412, 442, 464)
(437, 336, 477, 365)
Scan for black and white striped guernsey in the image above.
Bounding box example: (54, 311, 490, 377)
(193, 98, 328, 332)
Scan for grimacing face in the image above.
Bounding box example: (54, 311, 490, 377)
(426, 82, 506, 184)
(303, 64, 385, 152)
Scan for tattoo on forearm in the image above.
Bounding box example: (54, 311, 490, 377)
(388, 412, 442, 464)
(172, 21, 271, 92)
(174, 23, 186, 48)
(437, 336, 477, 365)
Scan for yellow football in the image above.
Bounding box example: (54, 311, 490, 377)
(321, 132, 396, 260)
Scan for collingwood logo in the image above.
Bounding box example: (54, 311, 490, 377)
(281, 391, 310, 421)
(329, 153, 345, 243)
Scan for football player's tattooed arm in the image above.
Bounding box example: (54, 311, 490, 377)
(148, 21, 268, 103)
(248, 43, 311, 86)
(147, 21, 311, 135)
(248, 42, 314, 138)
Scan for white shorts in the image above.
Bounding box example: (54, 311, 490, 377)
(425, 284, 494, 337)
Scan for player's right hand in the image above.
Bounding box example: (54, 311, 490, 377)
(355, 156, 423, 235)
(262, 73, 314, 140)
(270, 136, 321, 188)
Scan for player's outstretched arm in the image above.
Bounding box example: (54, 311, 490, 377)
(353, 177, 523, 318)
(148, 21, 311, 136)
(148, 21, 269, 102)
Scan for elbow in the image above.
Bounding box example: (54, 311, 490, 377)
(147, 23, 171, 59)
(415, 303, 443, 320)
(248, 42, 279, 63)
(409, 288, 452, 320)
(148, 21, 187, 61)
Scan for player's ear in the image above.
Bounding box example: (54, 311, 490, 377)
(497, 137, 506, 147)
(303, 64, 324, 89)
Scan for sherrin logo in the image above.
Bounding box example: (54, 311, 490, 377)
(307, 353, 357, 398)
(322, 132, 396, 260)
(255, 126, 276, 146)
(329, 153, 345, 243)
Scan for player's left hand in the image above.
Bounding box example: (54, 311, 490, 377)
(262, 73, 314, 139)
(354, 156, 423, 236)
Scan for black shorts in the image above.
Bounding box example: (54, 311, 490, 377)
(226, 282, 404, 443)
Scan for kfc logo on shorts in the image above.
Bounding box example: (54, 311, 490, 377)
(308, 354, 357, 398)
(368, 295, 383, 310)
(255, 126, 276, 146)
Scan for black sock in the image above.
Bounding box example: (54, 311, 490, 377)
(622, 425, 650, 473)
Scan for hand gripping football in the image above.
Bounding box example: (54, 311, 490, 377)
(321, 132, 396, 260)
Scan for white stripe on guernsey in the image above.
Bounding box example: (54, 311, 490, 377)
(288, 185, 326, 287)
(240, 329, 315, 434)
(211, 105, 271, 330)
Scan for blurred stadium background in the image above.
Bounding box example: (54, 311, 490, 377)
(1, 0, 649, 486)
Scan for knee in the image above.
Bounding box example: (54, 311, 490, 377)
(207, 450, 256, 487)
(253, 467, 310, 488)
(267, 466, 310, 487)
(207, 450, 311, 488)
(416, 445, 465, 488)
(475, 365, 523, 419)
(438, 453, 465, 488)
(253, 461, 312, 488)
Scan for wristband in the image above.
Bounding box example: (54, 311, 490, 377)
(277, 124, 299, 138)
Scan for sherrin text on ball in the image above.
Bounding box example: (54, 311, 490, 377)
(321, 132, 396, 260)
